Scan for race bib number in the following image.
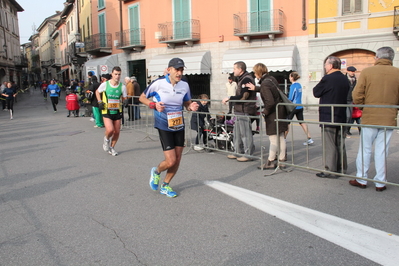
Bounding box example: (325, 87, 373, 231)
(51, 90, 56, 94)
(167, 111, 183, 130)
(108, 99, 120, 110)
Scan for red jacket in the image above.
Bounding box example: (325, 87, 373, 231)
(66, 94, 80, 111)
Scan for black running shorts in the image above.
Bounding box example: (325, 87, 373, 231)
(157, 129, 185, 151)
(103, 113, 122, 121)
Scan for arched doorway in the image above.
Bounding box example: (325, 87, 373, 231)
(331, 49, 375, 74)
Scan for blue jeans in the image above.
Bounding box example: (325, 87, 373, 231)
(134, 105, 141, 119)
(356, 127, 393, 187)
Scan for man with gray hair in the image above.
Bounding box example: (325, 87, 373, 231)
(349, 47, 399, 192)
(313, 56, 349, 178)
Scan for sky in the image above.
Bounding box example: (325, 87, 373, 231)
(17, 0, 66, 44)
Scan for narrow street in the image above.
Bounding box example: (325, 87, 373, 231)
(0, 90, 398, 265)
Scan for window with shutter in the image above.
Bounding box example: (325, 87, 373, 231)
(128, 4, 140, 45)
(354, 0, 362, 13)
(173, 0, 190, 39)
(343, 0, 351, 14)
(98, 0, 105, 10)
(342, 0, 362, 15)
(250, 0, 271, 32)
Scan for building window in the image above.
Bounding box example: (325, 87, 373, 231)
(343, 0, 362, 15)
(60, 29, 63, 43)
(249, 0, 272, 32)
(98, 0, 105, 10)
(173, 0, 190, 39)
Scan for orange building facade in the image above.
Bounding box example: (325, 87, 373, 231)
(84, 0, 309, 103)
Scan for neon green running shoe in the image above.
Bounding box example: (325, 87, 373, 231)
(160, 184, 177, 198)
(150, 167, 160, 191)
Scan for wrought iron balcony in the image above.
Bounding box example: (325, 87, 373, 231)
(14, 55, 28, 67)
(41, 59, 54, 68)
(394, 6, 399, 39)
(233, 9, 284, 41)
(51, 58, 62, 68)
(115, 28, 146, 51)
(158, 19, 200, 47)
(84, 33, 112, 55)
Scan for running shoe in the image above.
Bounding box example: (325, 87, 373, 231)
(103, 137, 110, 152)
(160, 184, 177, 198)
(90, 117, 95, 122)
(150, 167, 160, 191)
(303, 138, 314, 145)
(108, 147, 118, 156)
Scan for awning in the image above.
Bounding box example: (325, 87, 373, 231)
(84, 54, 119, 78)
(222, 45, 298, 73)
(56, 69, 68, 75)
(148, 51, 211, 76)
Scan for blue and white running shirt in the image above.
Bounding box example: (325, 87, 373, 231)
(288, 82, 303, 110)
(143, 75, 191, 131)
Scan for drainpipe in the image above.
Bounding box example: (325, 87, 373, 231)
(315, 0, 318, 38)
(302, 0, 307, 30)
(119, 0, 123, 48)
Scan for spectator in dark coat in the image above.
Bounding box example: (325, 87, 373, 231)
(247, 63, 288, 169)
(313, 56, 349, 178)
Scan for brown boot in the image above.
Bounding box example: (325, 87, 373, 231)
(258, 160, 276, 170)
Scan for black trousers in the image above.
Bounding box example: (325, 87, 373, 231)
(50, 97, 59, 111)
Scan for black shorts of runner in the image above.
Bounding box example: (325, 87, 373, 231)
(157, 129, 185, 151)
(287, 108, 304, 124)
(103, 113, 122, 121)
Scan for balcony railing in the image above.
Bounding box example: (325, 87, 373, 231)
(41, 59, 54, 68)
(115, 28, 146, 51)
(233, 9, 284, 40)
(158, 19, 200, 46)
(51, 58, 62, 68)
(394, 6, 399, 37)
(84, 33, 112, 54)
(14, 55, 28, 67)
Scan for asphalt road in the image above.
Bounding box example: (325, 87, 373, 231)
(0, 89, 398, 266)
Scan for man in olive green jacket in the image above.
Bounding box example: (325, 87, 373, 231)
(349, 46, 399, 192)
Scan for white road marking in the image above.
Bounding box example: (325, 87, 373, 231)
(205, 181, 399, 266)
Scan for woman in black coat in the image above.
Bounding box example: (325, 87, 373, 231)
(247, 63, 288, 169)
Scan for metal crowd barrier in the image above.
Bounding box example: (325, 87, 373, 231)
(275, 102, 399, 188)
(122, 97, 265, 162)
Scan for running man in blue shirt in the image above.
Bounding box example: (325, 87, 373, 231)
(287, 72, 313, 145)
(46, 79, 61, 113)
(139, 58, 199, 198)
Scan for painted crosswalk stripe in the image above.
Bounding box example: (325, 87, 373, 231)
(205, 180, 399, 266)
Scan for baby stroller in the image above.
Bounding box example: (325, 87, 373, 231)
(204, 114, 234, 152)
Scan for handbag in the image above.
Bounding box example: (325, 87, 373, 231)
(265, 78, 296, 115)
(277, 89, 296, 115)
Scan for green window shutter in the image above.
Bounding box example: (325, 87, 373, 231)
(129, 5, 140, 45)
(98, 0, 105, 10)
(98, 13, 106, 47)
(250, 0, 271, 32)
(173, 0, 190, 39)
